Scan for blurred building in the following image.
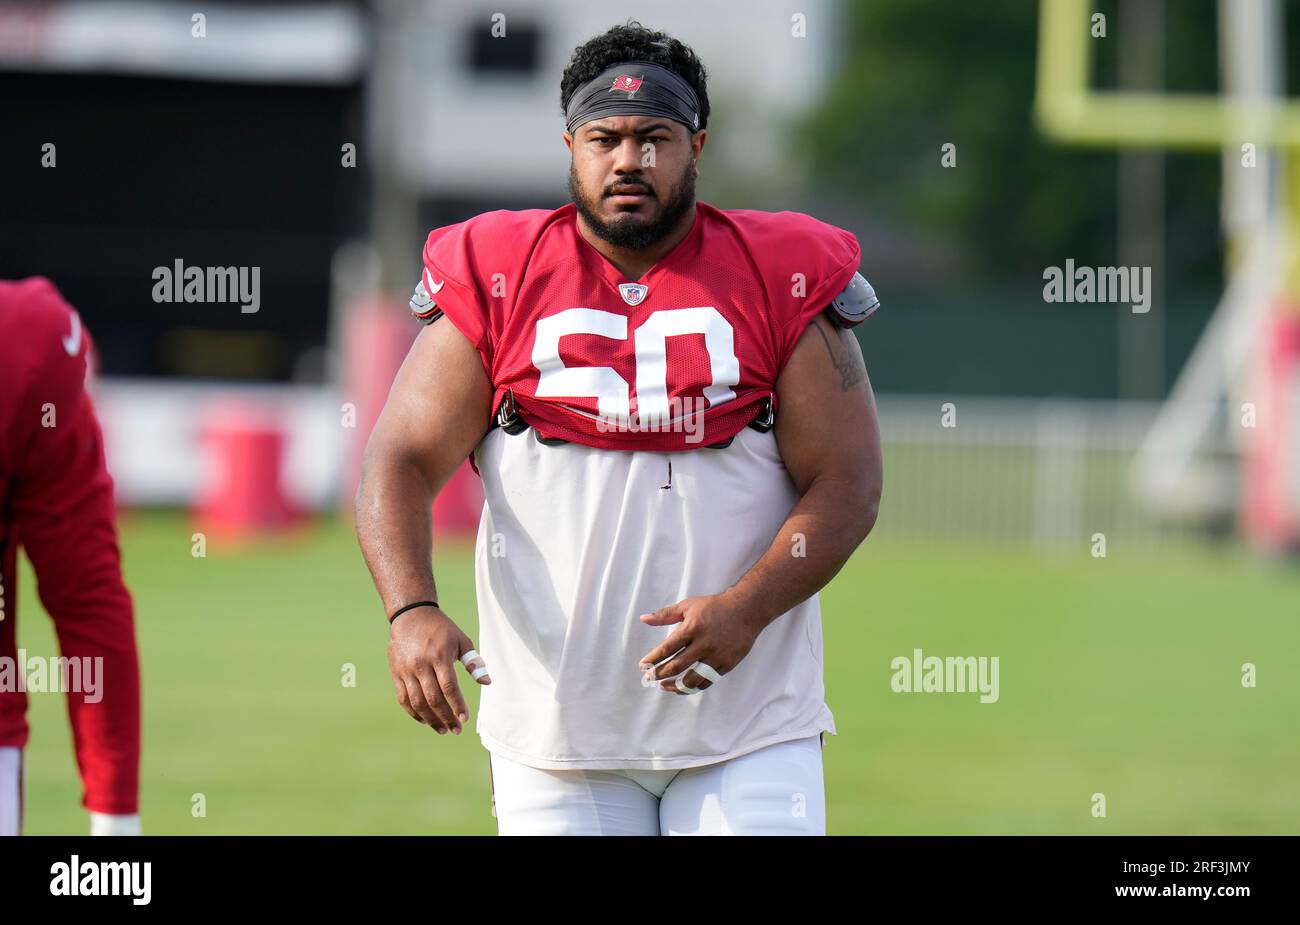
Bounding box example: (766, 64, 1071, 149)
(0, 0, 847, 510)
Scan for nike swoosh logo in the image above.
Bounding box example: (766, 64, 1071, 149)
(423, 268, 446, 294)
(62, 312, 82, 356)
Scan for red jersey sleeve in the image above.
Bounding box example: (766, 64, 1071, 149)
(770, 215, 862, 372)
(420, 219, 494, 375)
(9, 280, 141, 815)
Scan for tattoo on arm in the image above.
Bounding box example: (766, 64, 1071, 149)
(813, 320, 866, 391)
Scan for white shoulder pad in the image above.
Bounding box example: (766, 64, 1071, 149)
(827, 271, 880, 327)
(409, 275, 442, 325)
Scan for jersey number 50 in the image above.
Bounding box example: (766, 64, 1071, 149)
(532, 306, 740, 422)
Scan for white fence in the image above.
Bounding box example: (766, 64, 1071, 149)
(93, 381, 1233, 549)
(874, 394, 1232, 550)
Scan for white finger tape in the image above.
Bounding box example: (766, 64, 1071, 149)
(691, 661, 722, 684)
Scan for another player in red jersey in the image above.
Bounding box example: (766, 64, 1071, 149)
(357, 22, 883, 834)
(0, 277, 142, 836)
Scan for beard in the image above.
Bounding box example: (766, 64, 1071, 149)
(568, 160, 696, 251)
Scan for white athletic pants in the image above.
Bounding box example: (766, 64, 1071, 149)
(488, 733, 826, 835)
(0, 746, 22, 836)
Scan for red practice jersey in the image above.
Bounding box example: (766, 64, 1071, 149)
(0, 277, 141, 815)
(418, 201, 861, 451)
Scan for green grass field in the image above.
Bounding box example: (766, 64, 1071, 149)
(15, 510, 1300, 834)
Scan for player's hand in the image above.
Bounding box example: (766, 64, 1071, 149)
(637, 593, 764, 694)
(387, 606, 491, 734)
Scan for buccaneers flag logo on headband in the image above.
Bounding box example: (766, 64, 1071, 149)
(610, 74, 643, 93)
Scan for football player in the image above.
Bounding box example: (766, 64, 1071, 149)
(356, 22, 882, 835)
(0, 277, 142, 836)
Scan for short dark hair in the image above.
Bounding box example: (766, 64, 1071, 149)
(560, 21, 710, 132)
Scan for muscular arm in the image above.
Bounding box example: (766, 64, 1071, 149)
(355, 319, 492, 613)
(721, 313, 882, 628)
(354, 318, 494, 733)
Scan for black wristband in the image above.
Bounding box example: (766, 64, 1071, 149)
(388, 600, 439, 624)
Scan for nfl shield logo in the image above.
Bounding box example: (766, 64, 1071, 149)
(618, 283, 648, 305)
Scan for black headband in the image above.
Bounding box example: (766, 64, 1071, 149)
(564, 60, 701, 135)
